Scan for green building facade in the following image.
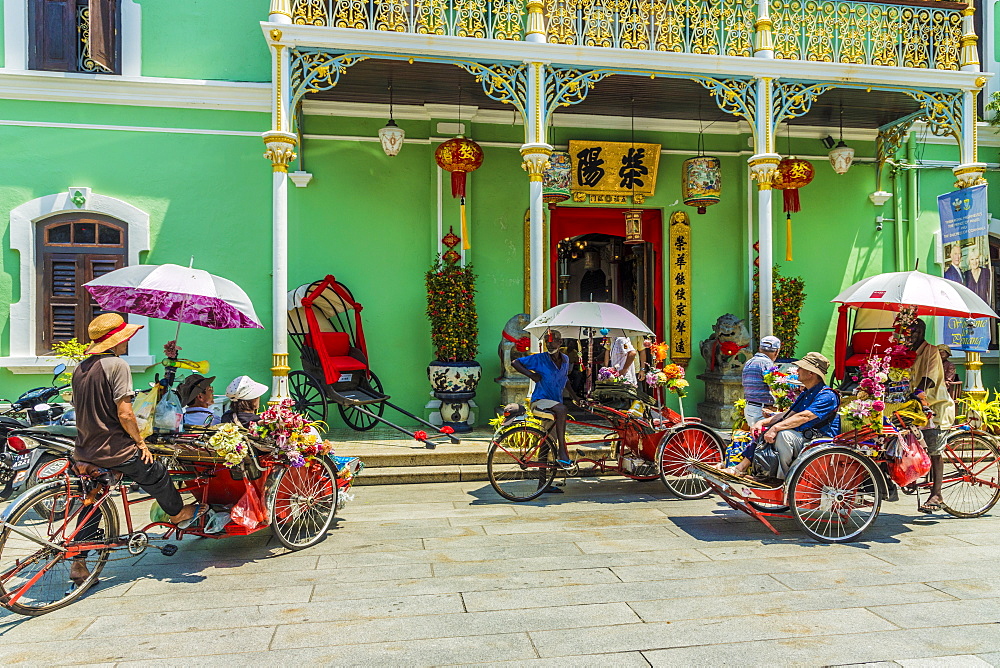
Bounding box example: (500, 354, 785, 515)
(1, 0, 998, 425)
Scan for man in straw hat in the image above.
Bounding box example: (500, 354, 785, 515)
(69, 314, 200, 585)
(729, 352, 840, 481)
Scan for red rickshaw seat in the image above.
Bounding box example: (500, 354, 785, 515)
(845, 331, 893, 367)
(308, 331, 368, 382)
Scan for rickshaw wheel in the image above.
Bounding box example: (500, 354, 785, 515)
(939, 431, 1000, 518)
(487, 427, 557, 502)
(265, 457, 337, 550)
(0, 483, 117, 616)
(787, 447, 882, 543)
(656, 425, 725, 500)
(338, 371, 386, 431)
(288, 371, 328, 424)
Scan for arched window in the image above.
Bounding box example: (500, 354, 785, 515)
(36, 213, 127, 353)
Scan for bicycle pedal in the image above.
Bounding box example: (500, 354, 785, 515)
(159, 544, 178, 557)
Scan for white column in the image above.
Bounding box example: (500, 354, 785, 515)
(748, 74, 780, 340)
(521, 57, 552, 319)
(263, 20, 296, 402)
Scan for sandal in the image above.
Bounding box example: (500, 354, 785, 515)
(917, 500, 942, 514)
(556, 459, 575, 471)
(176, 503, 209, 529)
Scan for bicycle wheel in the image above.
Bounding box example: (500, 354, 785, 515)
(787, 447, 881, 543)
(0, 483, 118, 616)
(265, 456, 337, 550)
(939, 431, 1000, 518)
(487, 427, 556, 502)
(288, 371, 329, 424)
(338, 371, 386, 431)
(656, 425, 725, 500)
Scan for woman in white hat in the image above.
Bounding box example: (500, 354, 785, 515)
(221, 375, 270, 428)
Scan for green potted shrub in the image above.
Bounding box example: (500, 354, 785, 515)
(426, 257, 480, 433)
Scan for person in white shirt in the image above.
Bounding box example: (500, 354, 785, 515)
(607, 336, 638, 385)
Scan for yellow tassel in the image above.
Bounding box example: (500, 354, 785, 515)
(785, 213, 793, 262)
(460, 199, 471, 250)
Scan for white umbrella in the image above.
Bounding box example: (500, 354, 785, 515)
(831, 270, 998, 319)
(524, 302, 654, 338)
(85, 263, 263, 330)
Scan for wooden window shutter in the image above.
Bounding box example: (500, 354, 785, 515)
(88, 0, 116, 73)
(29, 0, 76, 72)
(42, 254, 81, 350)
(83, 254, 124, 325)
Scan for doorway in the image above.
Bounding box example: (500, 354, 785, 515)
(549, 207, 663, 338)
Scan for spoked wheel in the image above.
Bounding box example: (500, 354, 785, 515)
(787, 447, 882, 543)
(656, 425, 726, 500)
(939, 431, 1000, 518)
(338, 371, 386, 431)
(0, 483, 118, 616)
(288, 371, 329, 424)
(487, 427, 557, 502)
(266, 456, 338, 550)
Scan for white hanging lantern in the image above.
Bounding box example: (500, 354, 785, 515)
(829, 140, 854, 175)
(379, 119, 405, 157)
(379, 82, 404, 157)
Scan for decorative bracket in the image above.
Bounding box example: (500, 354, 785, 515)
(289, 49, 370, 112)
(692, 76, 757, 125)
(771, 82, 834, 134)
(546, 67, 616, 115)
(455, 62, 528, 119)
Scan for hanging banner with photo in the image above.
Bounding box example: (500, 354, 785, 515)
(938, 184, 991, 351)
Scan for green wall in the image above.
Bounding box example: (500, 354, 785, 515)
(136, 0, 270, 82)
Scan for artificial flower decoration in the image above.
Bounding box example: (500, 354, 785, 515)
(763, 365, 801, 410)
(208, 422, 250, 467)
(413, 430, 429, 441)
(250, 399, 329, 467)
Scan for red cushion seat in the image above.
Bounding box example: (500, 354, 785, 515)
(845, 331, 894, 367)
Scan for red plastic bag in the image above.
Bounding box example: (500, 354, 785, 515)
(231, 479, 267, 531)
(887, 429, 932, 487)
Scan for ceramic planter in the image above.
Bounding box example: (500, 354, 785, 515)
(427, 360, 482, 433)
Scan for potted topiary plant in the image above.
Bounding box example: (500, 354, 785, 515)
(426, 257, 480, 433)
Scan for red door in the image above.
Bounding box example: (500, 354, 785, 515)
(550, 207, 663, 339)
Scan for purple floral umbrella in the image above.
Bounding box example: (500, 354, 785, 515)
(85, 263, 263, 331)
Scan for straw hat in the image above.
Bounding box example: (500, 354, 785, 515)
(86, 313, 143, 354)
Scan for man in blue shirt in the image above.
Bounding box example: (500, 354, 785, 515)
(741, 335, 781, 425)
(754, 351, 839, 479)
(512, 330, 579, 469)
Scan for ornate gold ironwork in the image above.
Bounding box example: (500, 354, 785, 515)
(544, 0, 753, 55)
(546, 67, 616, 113)
(77, 6, 110, 74)
(292, 0, 525, 39)
(769, 0, 962, 70)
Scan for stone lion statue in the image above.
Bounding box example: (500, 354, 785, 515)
(699, 313, 752, 376)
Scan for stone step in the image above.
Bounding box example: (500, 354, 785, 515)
(354, 462, 625, 486)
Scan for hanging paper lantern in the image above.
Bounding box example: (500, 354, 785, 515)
(435, 136, 484, 251)
(542, 151, 572, 205)
(681, 156, 722, 214)
(828, 141, 855, 175)
(773, 157, 814, 262)
(772, 157, 814, 214)
(624, 209, 644, 244)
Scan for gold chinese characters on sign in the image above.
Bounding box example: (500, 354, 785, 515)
(569, 140, 661, 202)
(668, 211, 692, 367)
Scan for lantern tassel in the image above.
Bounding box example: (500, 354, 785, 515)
(785, 213, 793, 262)
(782, 188, 801, 214)
(460, 197, 470, 250)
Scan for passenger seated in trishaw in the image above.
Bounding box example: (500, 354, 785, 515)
(724, 351, 840, 483)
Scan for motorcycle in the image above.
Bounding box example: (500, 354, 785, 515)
(0, 364, 75, 502)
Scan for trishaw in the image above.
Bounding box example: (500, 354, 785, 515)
(486, 301, 726, 502)
(692, 421, 1000, 542)
(287, 276, 459, 449)
(488, 398, 725, 501)
(0, 428, 361, 616)
(691, 270, 1000, 543)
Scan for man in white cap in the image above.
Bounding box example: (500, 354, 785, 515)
(222, 375, 270, 428)
(70, 314, 200, 585)
(741, 335, 781, 426)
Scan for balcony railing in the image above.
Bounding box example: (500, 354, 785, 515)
(290, 0, 966, 70)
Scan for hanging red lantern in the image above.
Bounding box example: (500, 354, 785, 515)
(773, 157, 814, 262)
(772, 157, 814, 214)
(435, 136, 484, 250)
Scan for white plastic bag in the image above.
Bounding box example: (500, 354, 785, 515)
(154, 389, 183, 433)
(133, 385, 160, 439)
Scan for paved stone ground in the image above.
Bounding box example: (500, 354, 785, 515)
(1, 476, 998, 666)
